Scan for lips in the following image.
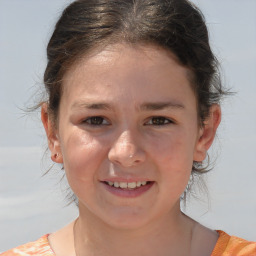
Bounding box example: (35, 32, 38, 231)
(101, 180, 154, 198)
(105, 181, 148, 189)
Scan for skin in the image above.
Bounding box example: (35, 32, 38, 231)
(42, 44, 221, 256)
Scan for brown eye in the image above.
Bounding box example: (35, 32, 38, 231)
(147, 117, 172, 125)
(84, 117, 108, 125)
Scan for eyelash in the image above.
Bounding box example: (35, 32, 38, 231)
(83, 116, 174, 126)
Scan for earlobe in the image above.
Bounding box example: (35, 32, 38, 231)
(193, 104, 221, 162)
(41, 103, 63, 164)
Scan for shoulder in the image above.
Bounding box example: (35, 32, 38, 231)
(211, 230, 256, 256)
(0, 235, 55, 256)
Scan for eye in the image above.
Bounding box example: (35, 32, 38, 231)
(146, 117, 173, 125)
(83, 116, 109, 126)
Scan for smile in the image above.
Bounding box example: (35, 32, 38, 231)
(101, 180, 154, 198)
(105, 181, 149, 189)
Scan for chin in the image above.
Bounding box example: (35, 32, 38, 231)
(105, 217, 151, 230)
(99, 206, 155, 230)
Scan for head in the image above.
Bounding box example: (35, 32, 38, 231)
(41, 0, 225, 205)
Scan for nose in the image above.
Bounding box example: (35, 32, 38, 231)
(108, 130, 146, 167)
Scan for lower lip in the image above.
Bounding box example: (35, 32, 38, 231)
(101, 182, 154, 198)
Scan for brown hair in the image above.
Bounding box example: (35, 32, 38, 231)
(43, 0, 228, 180)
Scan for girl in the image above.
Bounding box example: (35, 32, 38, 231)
(2, 0, 255, 255)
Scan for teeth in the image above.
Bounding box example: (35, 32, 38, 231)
(106, 181, 149, 188)
(120, 182, 128, 188)
(128, 182, 136, 189)
(136, 181, 142, 187)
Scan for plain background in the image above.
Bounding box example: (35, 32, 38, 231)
(0, 0, 256, 252)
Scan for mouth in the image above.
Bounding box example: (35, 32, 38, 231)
(103, 181, 152, 189)
(101, 180, 154, 198)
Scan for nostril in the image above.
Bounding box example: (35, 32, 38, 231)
(108, 153, 146, 167)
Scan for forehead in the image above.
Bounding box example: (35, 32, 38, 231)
(61, 43, 196, 107)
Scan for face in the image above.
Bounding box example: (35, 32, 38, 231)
(43, 44, 219, 229)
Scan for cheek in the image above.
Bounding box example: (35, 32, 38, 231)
(149, 129, 196, 169)
(154, 133, 195, 194)
(60, 130, 107, 183)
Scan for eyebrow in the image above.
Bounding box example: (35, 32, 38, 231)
(140, 102, 185, 111)
(71, 101, 185, 111)
(71, 102, 112, 110)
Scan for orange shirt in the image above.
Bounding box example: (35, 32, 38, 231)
(1, 230, 256, 256)
(211, 230, 256, 256)
(0, 235, 54, 256)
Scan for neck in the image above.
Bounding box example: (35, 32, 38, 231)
(74, 203, 195, 256)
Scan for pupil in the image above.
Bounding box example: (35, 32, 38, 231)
(92, 117, 103, 125)
(153, 117, 165, 125)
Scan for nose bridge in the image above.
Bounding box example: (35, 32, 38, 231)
(118, 129, 135, 149)
(108, 127, 146, 167)
(113, 129, 139, 158)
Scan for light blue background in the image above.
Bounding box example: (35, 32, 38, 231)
(0, 0, 256, 252)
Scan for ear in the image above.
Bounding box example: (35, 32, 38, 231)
(41, 103, 63, 164)
(193, 104, 221, 162)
